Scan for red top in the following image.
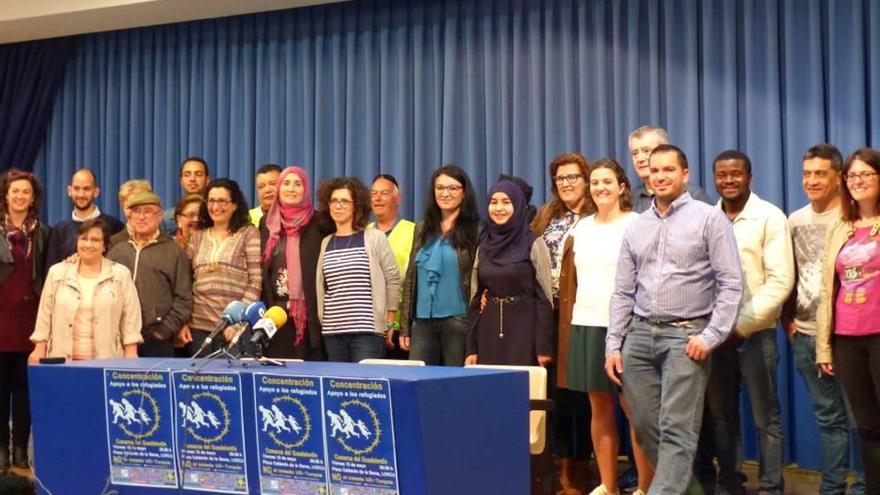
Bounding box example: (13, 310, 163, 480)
(0, 230, 38, 353)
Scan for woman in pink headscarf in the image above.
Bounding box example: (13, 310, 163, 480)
(260, 166, 332, 360)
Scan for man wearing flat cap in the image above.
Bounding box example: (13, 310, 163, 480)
(108, 191, 193, 357)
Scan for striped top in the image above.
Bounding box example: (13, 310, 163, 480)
(187, 225, 262, 334)
(320, 232, 376, 335)
(607, 192, 743, 354)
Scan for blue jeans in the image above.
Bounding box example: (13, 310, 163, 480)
(409, 316, 468, 366)
(739, 330, 785, 494)
(622, 317, 709, 495)
(323, 333, 386, 363)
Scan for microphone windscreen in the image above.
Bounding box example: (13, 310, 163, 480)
(264, 306, 289, 327)
(243, 301, 267, 327)
(222, 300, 247, 323)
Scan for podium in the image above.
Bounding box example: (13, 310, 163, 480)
(29, 358, 530, 494)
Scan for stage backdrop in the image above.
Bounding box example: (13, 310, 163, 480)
(27, 0, 880, 470)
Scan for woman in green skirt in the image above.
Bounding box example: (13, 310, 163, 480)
(569, 159, 639, 495)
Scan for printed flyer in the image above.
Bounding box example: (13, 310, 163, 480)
(322, 377, 398, 495)
(173, 371, 249, 494)
(104, 369, 178, 488)
(253, 373, 328, 494)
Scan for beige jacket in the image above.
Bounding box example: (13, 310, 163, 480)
(31, 258, 143, 359)
(816, 218, 853, 364)
(718, 193, 795, 337)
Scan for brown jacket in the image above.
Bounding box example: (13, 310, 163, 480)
(532, 203, 582, 388)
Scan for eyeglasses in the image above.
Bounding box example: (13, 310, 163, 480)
(845, 171, 879, 182)
(177, 212, 199, 219)
(553, 174, 583, 185)
(207, 198, 232, 207)
(329, 198, 354, 207)
(434, 185, 463, 194)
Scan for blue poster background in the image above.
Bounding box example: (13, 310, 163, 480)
(253, 373, 328, 495)
(173, 371, 249, 494)
(103, 369, 178, 488)
(321, 377, 398, 495)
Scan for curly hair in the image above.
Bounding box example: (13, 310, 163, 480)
(0, 169, 42, 220)
(198, 178, 251, 233)
(317, 177, 372, 230)
(587, 158, 633, 212)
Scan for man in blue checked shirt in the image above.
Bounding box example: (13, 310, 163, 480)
(604, 144, 743, 495)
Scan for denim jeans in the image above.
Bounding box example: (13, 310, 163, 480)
(622, 317, 709, 495)
(323, 333, 386, 363)
(409, 316, 468, 366)
(792, 331, 865, 495)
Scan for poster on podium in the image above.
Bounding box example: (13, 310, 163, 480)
(321, 377, 399, 495)
(253, 373, 328, 494)
(173, 371, 249, 494)
(103, 369, 179, 488)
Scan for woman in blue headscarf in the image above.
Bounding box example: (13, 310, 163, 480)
(464, 177, 553, 366)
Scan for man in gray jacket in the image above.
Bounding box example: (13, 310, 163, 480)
(108, 191, 193, 357)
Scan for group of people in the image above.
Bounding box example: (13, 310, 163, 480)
(0, 124, 877, 495)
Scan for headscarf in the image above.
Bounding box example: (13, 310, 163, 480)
(480, 178, 532, 265)
(262, 167, 314, 345)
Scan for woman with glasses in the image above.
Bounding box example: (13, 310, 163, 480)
(185, 179, 261, 354)
(464, 177, 553, 366)
(400, 165, 482, 365)
(261, 167, 331, 360)
(531, 152, 594, 493)
(0, 169, 49, 473)
(174, 194, 204, 250)
(316, 177, 400, 362)
(817, 148, 880, 491)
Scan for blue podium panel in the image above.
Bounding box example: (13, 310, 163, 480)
(29, 359, 530, 495)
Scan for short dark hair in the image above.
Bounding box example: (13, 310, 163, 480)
(77, 217, 112, 254)
(372, 174, 399, 189)
(256, 164, 282, 176)
(841, 148, 880, 222)
(650, 144, 689, 170)
(803, 144, 843, 172)
(175, 193, 204, 217)
(198, 179, 251, 233)
(317, 177, 372, 230)
(713, 150, 752, 174)
(179, 156, 209, 177)
(0, 169, 42, 219)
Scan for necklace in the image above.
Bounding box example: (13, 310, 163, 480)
(332, 232, 356, 251)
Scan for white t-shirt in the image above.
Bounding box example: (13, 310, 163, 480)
(571, 212, 638, 327)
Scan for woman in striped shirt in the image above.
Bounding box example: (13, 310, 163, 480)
(316, 177, 400, 363)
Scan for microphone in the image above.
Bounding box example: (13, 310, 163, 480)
(242, 301, 267, 330)
(192, 300, 246, 357)
(249, 306, 288, 345)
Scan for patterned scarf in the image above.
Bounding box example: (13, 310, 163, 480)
(262, 167, 314, 345)
(2, 214, 37, 259)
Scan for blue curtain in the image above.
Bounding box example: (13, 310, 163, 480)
(0, 38, 74, 172)
(31, 0, 880, 469)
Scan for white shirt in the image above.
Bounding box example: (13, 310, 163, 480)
(571, 212, 638, 327)
(717, 192, 795, 337)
